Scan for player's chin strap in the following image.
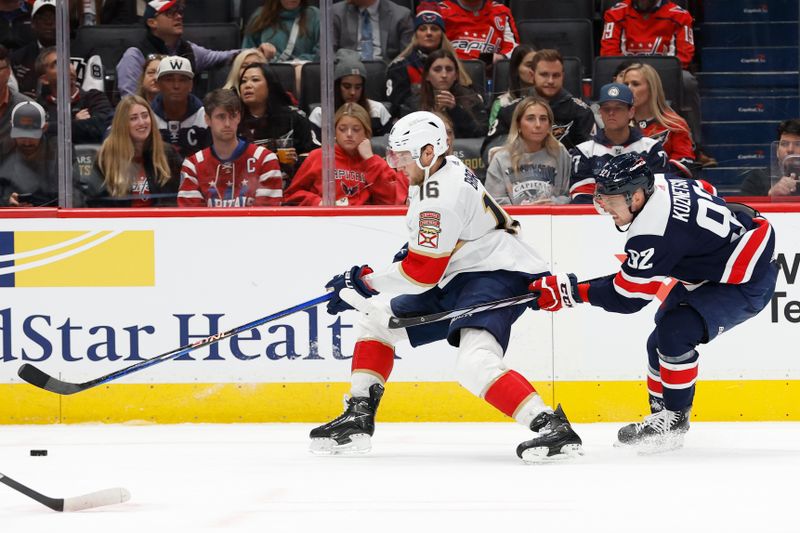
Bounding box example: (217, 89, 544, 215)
(415, 152, 445, 181)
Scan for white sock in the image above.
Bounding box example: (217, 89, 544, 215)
(514, 394, 553, 428)
(350, 372, 383, 398)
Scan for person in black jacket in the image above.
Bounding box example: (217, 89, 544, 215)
(0, 0, 34, 51)
(76, 94, 181, 207)
(35, 46, 112, 144)
(482, 49, 595, 163)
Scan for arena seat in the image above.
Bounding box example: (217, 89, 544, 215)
(181, 0, 235, 23)
(300, 61, 387, 114)
(510, 0, 594, 21)
(516, 19, 594, 77)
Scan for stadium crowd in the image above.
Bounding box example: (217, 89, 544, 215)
(0, 0, 795, 208)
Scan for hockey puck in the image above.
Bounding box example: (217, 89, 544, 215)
(30, 449, 48, 456)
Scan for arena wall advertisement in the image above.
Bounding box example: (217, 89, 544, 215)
(0, 207, 797, 424)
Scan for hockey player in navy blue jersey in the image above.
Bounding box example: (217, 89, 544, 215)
(530, 153, 778, 451)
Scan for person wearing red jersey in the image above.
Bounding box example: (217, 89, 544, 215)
(437, 0, 519, 63)
(178, 88, 283, 208)
(284, 103, 406, 206)
(601, 0, 713, 167)
(622, 62, 695, 177)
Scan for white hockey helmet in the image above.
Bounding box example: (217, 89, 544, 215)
(386, 111, 448, 169)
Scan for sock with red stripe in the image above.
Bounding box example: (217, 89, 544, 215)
(484, 370, 547, 426)
(350, 339, 395, 397)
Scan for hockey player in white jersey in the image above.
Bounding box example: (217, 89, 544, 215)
(530, 153, 778, 452)
(310, 111, 582, 463)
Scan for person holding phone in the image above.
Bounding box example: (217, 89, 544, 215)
(0, 101, 57, 207)
(740, 119, 800, 197)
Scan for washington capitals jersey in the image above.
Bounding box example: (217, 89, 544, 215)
(569, 128, 669, 203)
(365, 156, 548, 295)
(588, 176, 776, 314)
(178, 141, 282, 207)
(601, 1, 695, 68)
(438, 0, 519, 60)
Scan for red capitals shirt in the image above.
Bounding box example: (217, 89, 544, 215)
(284, 145, 407, 206)
(438, 0, 519, 61)
(601, 0, 694, 68)
(178, 141, 283, 207)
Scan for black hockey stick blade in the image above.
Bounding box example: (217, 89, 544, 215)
(0, 473, 130, 512)
(388, 293, 539, 329)
(17, 293, 332, 395)
(17, 364, 84, 395)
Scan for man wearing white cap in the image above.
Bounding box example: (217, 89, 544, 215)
(0, 100, 58, 207)
(11, 0, 104, 98)
(150, 55, 210, 158)
(116, 0, 275, 98)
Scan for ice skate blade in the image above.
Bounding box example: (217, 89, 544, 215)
(309, 433, 372, 455)
(614, 435, 685, 455)
(520, 443, 583, 464)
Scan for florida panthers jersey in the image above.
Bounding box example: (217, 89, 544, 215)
(178, 140, 282, 207)
(365, 156, 548, 295)
(587, 176, 776, 314)
(438, 0, 519, 60)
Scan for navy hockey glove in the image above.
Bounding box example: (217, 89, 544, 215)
(325, 265, 379, 315)
(393, 243, 409, 263)
(529, 274, 585, 312)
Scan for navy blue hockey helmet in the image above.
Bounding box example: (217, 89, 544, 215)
(595, 153, 655, 199)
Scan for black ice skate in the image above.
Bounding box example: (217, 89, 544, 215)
(616, 406, 691, 453)
(516, 404, 583, 463)
(309, 383, 384, 455)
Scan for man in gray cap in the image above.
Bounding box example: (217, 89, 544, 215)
(0, 100, 58, 206)
(568, 82, 670, 203)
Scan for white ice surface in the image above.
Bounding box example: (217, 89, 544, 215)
(2, 422, 799, 532)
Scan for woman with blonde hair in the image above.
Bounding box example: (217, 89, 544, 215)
(285, 103, 406, 206)
(136, 54, 164, 104)
(78, 95, 181, 206)
(386, 3, 471, 119)
(622, 62, 695, 177)
(485, 96, 571, 205)
(223, 48, 268, 91)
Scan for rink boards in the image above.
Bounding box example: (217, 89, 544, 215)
(0, 205, 798, 423)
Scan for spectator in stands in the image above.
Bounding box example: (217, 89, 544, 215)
(485, 96, 571, 205)
(285, 103, 406, 206)
(433, 110, 455, 155)
(36, 46, 112, 144)
(385, 3, 470, 120)
(487, 44, 534, 130)
(622, 62, 695, 177)
(438, 0, 519, 64)
(237, 63, 315, 184)
(116, 0, 264, 98)
(332, 0, 413, 64)
(151, 55, 210, 158)
(242, 0, 320, 63)
(69, 0, 101, 28)
(15, 0, 104, 97)
(309, 49, 391, 143)
(178, 89, 283, 208)
(483, 48, 595, 162)
(741, 119, 800, 197)
(600, 0, 714, 168)
(136, 53, 164, 104)
(0, 44, 31, 157)
(0, 0, 34, 51)
(0, 101, 57, 207)
(76, 95, 182, 207)
(403, 48, 485, 138)
(222, 48, 267, 91)
(568, 82, 669, 203)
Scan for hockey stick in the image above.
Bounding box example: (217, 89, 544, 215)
(17, 293, 332, 396)
(0, 472, 130, 512)
(388, 293, 539, 329)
